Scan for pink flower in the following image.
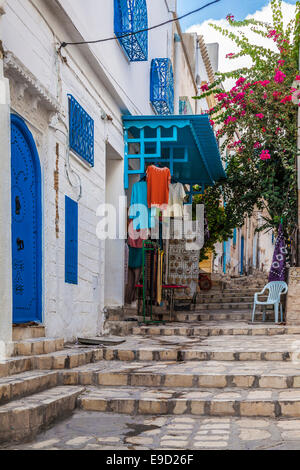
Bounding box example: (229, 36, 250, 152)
(260, 150, 271, 160)
(249, 90, 254, 94)
(280, 95, 292, 104)
(295, 75, 300, 81)
(224, 116, 237, 125)
(255, 113, 264, 119)
(278, 59, 285, 66)
(274, 69, 286, 83)
(201, 84, 209, 92)
(263, 92, 267, 100)
(216, 92, 228, 102)
(209, 120, 215, 126)
(226, 53, 235, 58)
(267, 30, 277, 38)
(236, 77, 246, 87)
(273, 91, 281, 100)
(262, 127, 266, 133)
(254, 142, 261, 149)
(260, 80, 270, 87)
(226, 14, 234, 21)
(275, 127, 281, 134)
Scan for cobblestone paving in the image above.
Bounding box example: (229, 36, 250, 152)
(3, 411, 300, 450)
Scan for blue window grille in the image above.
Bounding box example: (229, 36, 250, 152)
(65, 196, 78, 285)
(150, 58, 174, 115)
(68, 94, 94, 167)
(114, 0, 148, 61)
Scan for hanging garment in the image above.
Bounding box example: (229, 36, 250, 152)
(129, 181, 156, 230)
(163, 183, 186, 217)
(268, 224, 287, 282)
(125, 267, 142, 304)
(168, 236, 200, 298)
(128, 224, 148, 249)
(128, 246, 143, 269)
(147, 165, 171, 210)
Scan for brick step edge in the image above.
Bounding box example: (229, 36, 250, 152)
(0, 386, 85, 445)
(78, 392, 300, 418)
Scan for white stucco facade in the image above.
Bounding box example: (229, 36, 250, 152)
(1, 0, 206, 345)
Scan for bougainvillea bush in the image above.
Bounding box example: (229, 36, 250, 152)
(196, 0, 300, 253)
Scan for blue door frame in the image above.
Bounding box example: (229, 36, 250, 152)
(11, 114, 42, 324)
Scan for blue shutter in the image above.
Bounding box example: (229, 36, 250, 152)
(114, 0, 148, 61)
(150, 58, 174, 115)
(68, 94, 94, 167)
(65, 196, 78, 285)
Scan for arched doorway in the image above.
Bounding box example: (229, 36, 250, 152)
(11, 114, 42, 324)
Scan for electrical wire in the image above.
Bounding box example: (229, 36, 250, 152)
(60, 0, 221, 49)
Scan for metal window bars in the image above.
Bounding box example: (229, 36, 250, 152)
(114, 0, 148, 61)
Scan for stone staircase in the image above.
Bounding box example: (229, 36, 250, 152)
(1, 280, 299, 447)
(0, 328, 104, 444)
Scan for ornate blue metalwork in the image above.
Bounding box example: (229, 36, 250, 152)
(68, 94, 94, 167)
(11, 114, 42, 324)
(114, 0, 148, 61)
(150, 59, 174, 115)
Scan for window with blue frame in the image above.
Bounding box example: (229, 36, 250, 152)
(114, 0, 148, 61)
(65, 196, 78, 285)
(150, 58, 174, 115)
(68, 94, 94, 167)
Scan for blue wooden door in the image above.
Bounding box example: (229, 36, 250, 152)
(240, 235, 245, 275)
(11, 115, 42, 324)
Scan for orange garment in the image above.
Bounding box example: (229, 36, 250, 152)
(146, 165, 171, 210)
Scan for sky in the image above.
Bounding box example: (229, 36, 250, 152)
(177, 0, 298, 31)
(177, 0, 298, 89)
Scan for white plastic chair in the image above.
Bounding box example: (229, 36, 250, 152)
(252, 281, 288, 323)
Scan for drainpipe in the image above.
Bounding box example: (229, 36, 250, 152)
(174, 33, 181, 115)
(0, 0, 13, 356)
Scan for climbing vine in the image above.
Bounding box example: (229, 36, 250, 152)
(195, 0, 300, 258)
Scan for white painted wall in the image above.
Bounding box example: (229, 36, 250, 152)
(0, 0, 176, 342)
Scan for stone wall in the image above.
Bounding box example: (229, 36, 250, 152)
(286, 268, 300, 325)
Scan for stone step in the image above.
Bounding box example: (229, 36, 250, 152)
(0, 385, 84, 444)
(192, 303, 265, 311)
(106, 310, 278, 323)
(197, 296, 259, 303)
(12, 337, 64, 357)
(152, 311, 276, 323)
(105, 321, 296, 337)
(12, 325, 45, 341)
(125, 323, 300, 338)
(78, 386, 300, 418)
(0, 347, 103, 378)
(58, 360, 300, 390)
(87, 335, 300, 363)
(0, 370, 59, 405)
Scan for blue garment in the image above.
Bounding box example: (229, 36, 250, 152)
(129, 181, 156, 230)
(128, 246, 143, 269)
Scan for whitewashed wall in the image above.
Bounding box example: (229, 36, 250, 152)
(1, 0, 175, 341)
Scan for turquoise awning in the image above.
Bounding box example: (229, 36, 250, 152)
(123, 114, 226, 190)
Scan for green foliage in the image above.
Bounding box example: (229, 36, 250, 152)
(195, 0, 300, 258)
